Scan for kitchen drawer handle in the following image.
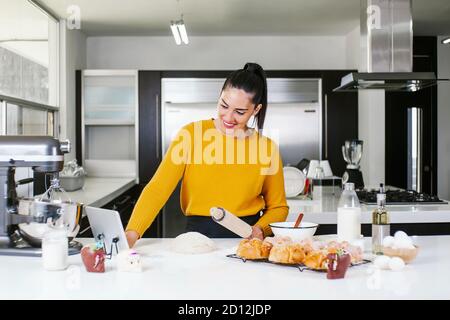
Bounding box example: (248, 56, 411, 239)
(304, 109, 316, 113)
(116, 195, 132, 206)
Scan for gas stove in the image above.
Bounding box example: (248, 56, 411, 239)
(356, 189, 448, 205)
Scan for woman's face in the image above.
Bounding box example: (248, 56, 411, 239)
(216, 87, 261, 134)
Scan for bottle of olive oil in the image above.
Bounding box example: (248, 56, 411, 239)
(372, 184, 390, 255)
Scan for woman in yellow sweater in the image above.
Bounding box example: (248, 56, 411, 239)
(126, 63, 289, 247)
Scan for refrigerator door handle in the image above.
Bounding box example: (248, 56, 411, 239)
(325, 94, 328, 160)
(156, 94, 160, 160)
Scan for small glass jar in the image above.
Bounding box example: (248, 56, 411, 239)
(42, 227, 69, 271)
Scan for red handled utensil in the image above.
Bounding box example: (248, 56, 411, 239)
(294, 213, 304, 228)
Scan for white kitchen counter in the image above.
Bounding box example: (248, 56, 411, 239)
(1, 236, 449, 300)
(61, 177, 136, 208)
(287, 187, 450, 224)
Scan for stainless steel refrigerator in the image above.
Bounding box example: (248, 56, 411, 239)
(161, 78, 322, 237)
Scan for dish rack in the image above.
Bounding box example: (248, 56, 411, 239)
(226, 254, 371, 273)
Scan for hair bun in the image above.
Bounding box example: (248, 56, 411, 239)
(244, 62, 262, 74)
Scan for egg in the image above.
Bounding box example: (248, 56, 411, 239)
(394, 231, 410, 240)
(393, 236, 414, 249)
(374, 255, 391, 270)
(388, 257, 405, 271)
(382, 236, 395, 248)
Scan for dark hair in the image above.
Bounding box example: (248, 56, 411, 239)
(221, 62, 267, 131)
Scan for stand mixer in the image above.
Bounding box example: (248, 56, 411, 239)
(0, 136, 82, 256)
(342, 140, 365, 189)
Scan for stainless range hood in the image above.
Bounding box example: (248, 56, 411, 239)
(334, 0, 445, 92)
(335, 72, 438, 92)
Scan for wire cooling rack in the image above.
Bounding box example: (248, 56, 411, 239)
(226, 254, 371, 273)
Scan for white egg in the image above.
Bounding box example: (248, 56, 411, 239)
(393, 236, 414, 249)
(374, 255, 391, 270)
(389, 257, 405, 271)
(394, 231, 409, 240)
(382, 236, 395, 248)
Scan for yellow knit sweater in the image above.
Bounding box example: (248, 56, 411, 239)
(126, 119, 289, 237)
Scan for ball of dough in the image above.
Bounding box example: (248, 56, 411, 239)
(171, 232, 216, 254)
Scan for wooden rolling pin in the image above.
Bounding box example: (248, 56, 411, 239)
(210, 207, 253, 238)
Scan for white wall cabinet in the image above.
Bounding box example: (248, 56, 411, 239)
(82, 70, 138, 181)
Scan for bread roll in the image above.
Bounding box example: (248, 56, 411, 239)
(236, 238, 272, 260)
(268, 243, 305, 264)
(289, 244, 306, 264)
(264, 236, 292, 246)
(268, 245, 289, 264)
(304, 251, 328, 270)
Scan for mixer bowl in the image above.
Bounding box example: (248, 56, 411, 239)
(17, 198, 82, 247)
(342, 140, 363, 166)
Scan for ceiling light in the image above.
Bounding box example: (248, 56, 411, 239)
(442, 37, 450, 45)
(170, 19, 189, 45)
(177, 20, 189, 45)
(170, 22, 181, 45)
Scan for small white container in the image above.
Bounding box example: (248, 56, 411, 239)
(42, 227, 69, 271)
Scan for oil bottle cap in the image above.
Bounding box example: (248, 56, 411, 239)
(377, 193, 386, 206)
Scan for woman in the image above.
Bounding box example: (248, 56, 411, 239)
(125, 63, 289, 247)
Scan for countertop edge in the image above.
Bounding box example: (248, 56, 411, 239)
(85, 179, 137, 208)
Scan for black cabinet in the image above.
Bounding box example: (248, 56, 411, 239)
(321, 71, 359, 177)
(316, 222, 450, 236)
(385, 36, 438, 194)
(138, 71, 163, 237)
(101, 185, 140, 227)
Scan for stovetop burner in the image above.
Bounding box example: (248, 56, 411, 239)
(356, 189, 448, 205)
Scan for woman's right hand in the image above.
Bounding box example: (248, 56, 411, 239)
(126, 230, 140, 248)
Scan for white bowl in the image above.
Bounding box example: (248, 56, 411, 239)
(269, 221, 319, 241)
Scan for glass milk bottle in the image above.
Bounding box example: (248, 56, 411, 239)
(337, 183, 361, 242)
(42, 227, 69, 271)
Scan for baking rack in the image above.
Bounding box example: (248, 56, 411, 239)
(226, 254, 371, 273)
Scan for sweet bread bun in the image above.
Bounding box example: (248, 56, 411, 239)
(304, 251, 328, 270)
(237, 238, 272, 260)
(268, 243, 305, 264)
(289, 244, 306, 264)
(268, 245, 289, 264)
(299, 240, 314, 255)
(264, 236, 292, 246)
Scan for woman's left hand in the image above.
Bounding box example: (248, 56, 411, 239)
(248, 225, 264, 240)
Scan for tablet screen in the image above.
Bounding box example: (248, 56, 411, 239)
(85, 206, 130, 254)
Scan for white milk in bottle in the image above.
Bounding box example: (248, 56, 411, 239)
(337, 183, 361, 242)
